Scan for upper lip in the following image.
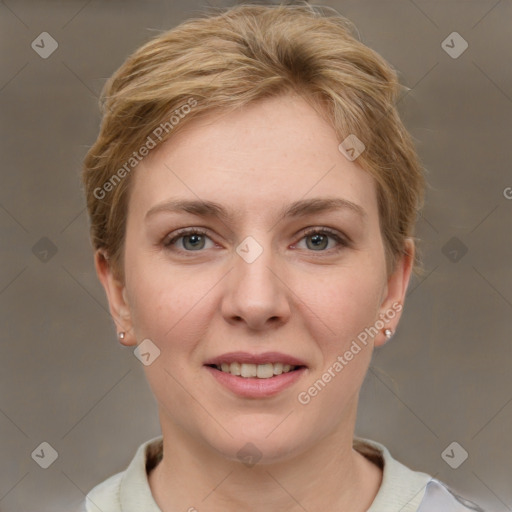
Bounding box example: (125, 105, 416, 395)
(204, 351, 308, 367)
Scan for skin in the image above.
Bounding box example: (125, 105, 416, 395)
(96, 93, 414, 511)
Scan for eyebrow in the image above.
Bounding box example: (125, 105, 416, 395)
(145, 197, 367, 223)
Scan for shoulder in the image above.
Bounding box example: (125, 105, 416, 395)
(84, 472, 124, 512)
(82, 436, 164, 512)
(418, 479, 486, 512)
(355, 437, 431, 512)
(355, 438, 484, 512)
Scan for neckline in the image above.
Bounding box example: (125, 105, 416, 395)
(144, 436, 384, 475)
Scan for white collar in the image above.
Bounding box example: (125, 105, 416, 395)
(86, 436, 435, 511)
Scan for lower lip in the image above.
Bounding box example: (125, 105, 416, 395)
(204, 366, 307, 398)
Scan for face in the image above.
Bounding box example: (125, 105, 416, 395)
(97, 93, 413, 464)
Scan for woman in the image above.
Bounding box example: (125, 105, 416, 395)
(81, 3, 483, 511)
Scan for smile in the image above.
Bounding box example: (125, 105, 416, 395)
(209, 362, 300, 379)
(203, 351, 308, 397)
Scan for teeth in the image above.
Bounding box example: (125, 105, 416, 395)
(240, 363, 257, 378)
(215, 362, 298, 378)
(230, 362, 241, 376)
(256, 363, 274, 379)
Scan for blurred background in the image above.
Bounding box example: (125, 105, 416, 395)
(1, 1, 511, 510)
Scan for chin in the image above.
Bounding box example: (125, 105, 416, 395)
(203, 421, 311, 466)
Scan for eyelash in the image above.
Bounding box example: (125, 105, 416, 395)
(163, 227, 350, 255)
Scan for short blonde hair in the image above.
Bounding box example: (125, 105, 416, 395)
(82, 2, 425, 281)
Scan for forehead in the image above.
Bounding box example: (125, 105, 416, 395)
(128, 94, 379, 225)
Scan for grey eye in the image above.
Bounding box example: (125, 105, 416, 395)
(181, 233, 207, 250)
(305, 233, 329, 250)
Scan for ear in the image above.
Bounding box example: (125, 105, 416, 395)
(374, 238, 415, 347)
(94, 250, 136, 346)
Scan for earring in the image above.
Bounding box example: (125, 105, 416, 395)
(384, 328, 394, 340)
(117, 331, 126, 341)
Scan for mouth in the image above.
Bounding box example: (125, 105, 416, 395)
(203, 352, 308, 395)
(205, 362, 306, 379)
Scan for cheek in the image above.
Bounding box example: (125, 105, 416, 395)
(292, 270, 383, 419)
(124, 252, 216, 350)
(128, 280, 192, 342)
(123, 263, 212, 409)
(296, 264, 384, 347)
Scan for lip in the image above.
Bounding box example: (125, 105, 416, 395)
(204, 365, 307, 398)
(203, 351, 308, 367)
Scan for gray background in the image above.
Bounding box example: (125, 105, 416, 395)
(1, 1, 511, 511)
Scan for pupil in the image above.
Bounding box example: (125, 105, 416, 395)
(185, 234, 204, 250)
(308, 234, 327, 250)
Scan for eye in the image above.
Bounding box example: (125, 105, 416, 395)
(295, 228, 349, 252)
(163, 228, 216, 252)
(162, 227, 349, 254)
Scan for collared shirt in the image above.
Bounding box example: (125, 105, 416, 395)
(81, 436, 483, 511)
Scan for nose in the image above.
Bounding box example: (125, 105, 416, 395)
(220, 240, 292, 331)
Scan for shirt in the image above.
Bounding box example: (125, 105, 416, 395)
(81, 436, 484, 511)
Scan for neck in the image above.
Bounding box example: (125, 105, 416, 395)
(149, 410, 382, 511)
